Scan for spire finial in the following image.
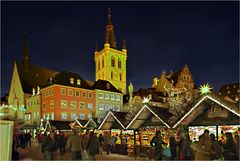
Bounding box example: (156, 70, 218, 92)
(107, 8, 112, 25)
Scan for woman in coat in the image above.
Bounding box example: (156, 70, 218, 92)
(180, 134, 194, 160)
(87, 131, 99, 161)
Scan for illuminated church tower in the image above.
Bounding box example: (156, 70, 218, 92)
(95, 9, 127, 94)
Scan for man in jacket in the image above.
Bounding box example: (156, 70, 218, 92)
(42, 131, 58, 161)
(66, 129, 83, 161)
(150, 131, 166, 161)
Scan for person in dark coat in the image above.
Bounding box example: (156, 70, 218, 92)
(58, 131, 67, 156)
(221, 132, 238, 160)
(180, 134, 194, 160)
(25, 131, 32, 147)
(98, 133, 104, 154)
(87, 131, 99, 161)
(42, 131, 58, 161)
(150, 131, 166, 161)
(169, 136, 177, 160)
(210, 133, 222, 160)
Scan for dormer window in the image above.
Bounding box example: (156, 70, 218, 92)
(106, 83, 110, 89)
(77, 79, 81, 86)
(70, 78, 74, 84)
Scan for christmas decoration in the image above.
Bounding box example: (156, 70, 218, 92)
(199, 83, 212, 95)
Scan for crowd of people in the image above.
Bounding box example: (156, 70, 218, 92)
(150, 130, 239, 161)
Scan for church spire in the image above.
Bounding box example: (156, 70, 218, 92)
(22, 32, 30, 67)
(104, 8, 117, 49)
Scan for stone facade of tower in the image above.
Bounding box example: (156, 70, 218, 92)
(94, 10, 127, 94)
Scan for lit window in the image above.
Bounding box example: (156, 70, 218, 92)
(71, 113, 78, 120)
(68, 89, 73, 96)
(48, 90, 51, 96)
(77, 79, 81, 85)
(47, 113, 50, 120)
(88, 103, 93, 110)
(105, 104, 109, 111)
(75, 90, 80, 97)
(70, 78, 74, 84)
(88, 93, 92, 99)
(118, 59, 121, 69)
(43, 114, 46, 119)
(235, 97, 238, 102)
(111, 57, 115, 67)
(79, 114, 85, 120)
(111, 71, 113, 79)
(70, 101, 76, 109)
(105, 94, 109, 99)
(120, 73, 122, 81)
(99, 93, 104, 99)
(110, 95, 115, 100)
(61, 100, 67, 108)
(61, 88, 66, 95)
(79, 102, 85, 110)
(51, 113, 54, 120)
(61, 113, 67, 120)
(99, 104, 104, 111)
(37, 99, 39, 105)
(43, 102, 46, 110)
(82, 91, 86, 98)
(116, 95, 120, 101)
(50, 100, 54, 109)
(102, 58, 104, 68)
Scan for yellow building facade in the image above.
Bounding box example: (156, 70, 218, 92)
(94, 9, 127, 94)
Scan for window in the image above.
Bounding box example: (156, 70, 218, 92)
(105, 104, 109, 111)
(28, 101, 30, 107)
(98, 61, 100, 71)
(111, 57, 115, 67)
(68, 89, 73, 96)
(88, 103, 93, 110)
(50, 100, 54, 109)
(75, 90, 80, 97)
(70, 78, 74, 84)
(47, 113, 50, 120)
(61, 113, 67, 120)
(46, 90, 48, 97)
(43, 114, 46, 119)
(71, 113, 78, 120)
(82, 91, 86, 98)
(118, 59, 121, 68)
(61, 88, 66, 95)
(79, 102, 85, 110)
(116, 95, 120, 101)
(33, 100, 36, 106)
(99, 104, 104, 111)
(33, 112, 36, 118)
(105, 94, 109, 99)
(88, 114, 92, 119)
(88, 92, 92, 99)
(77, 79, 81, 86)
(37, 99, 39, 105)
(99, 93, 103, 99)
(51, 113, 54, 120)
(111, 71, 113, 79)
(110, 95, 115, 100)
(37, 112, 39, 118)
(43, 102, 46, 110)
(61, 100, 67, 108)
(120, 73, 122, 81)
(48, 90, 51, 96)
(79, 114, 85, 120)
(70, 101, 76, 109)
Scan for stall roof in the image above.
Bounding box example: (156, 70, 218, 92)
(126, 104, 172, 129)
(49, 120, 72, 130)
(98, 111, 128, 130)
(172, 93, 240, 128)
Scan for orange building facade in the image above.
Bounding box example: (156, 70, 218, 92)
(41, 84, 95, 121)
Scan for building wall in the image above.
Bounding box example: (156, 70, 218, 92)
(26, 94, 41, 125)
(95, 89, 123, 118)
(41, 84, 96, 121)
(95, 45, 127, 94)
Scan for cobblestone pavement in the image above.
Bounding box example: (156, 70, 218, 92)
(23, 139, 134, 161)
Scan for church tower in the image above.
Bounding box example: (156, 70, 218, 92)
(95, 9, 127, 94)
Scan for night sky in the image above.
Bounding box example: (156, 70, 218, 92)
(1, 1, 239, 96)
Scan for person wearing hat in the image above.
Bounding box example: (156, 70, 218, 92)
(66, 129, 83, 161)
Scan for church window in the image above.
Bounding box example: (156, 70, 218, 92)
(111, 57, 115, 67)
(111, 71, 113, 79)
(118, 59, 122, 69)
(98, 61, 100, 70)
(120, 73, 122, 81)
(102, 58, 104, 68)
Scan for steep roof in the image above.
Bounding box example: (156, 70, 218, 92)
(16, 61, 58, 94)
(92, 80, 122, 93)
(218, 82, 239, 100)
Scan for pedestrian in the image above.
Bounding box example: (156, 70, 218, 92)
(41, 131, 58, 161)
(26, 131, 32, 147)
(99, 133, 104, 154)
(111, 134, 117, 153)
(58, 131, 67, 156)
(233, 134, 239, 160)
(194, 130, 211, 160)
(150, 131, 166, 161)
(87, 131, 99, 161)
(169, 136, 177, 160)
(180, 134, 194, 160)
(66, 129, 83, 161)
(221, 132, 238, 160)
(209, 133, 222, 160)
(105, 132, 111, 155)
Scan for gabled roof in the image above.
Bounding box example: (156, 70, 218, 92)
(51, 71, 92, 89)
(92, 80, 122, 93)
(126, 105, 172, 129)
(49, 120, 72, 130)
(218, 82, 239, 100)
(16, 61, 58, 93)
(98, 111, 127, 130)
(172, 93, 240, 128)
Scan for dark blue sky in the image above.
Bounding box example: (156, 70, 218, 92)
(1, 1, 239, 96)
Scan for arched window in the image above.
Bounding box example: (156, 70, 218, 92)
(111, 71, 113, 79)
(111, 57, 115, 67)
(120, 73, 122, 81)
(77, 79, 81, 85)
(118, 59, 122, 69)
(102, 57, 104, 68)
(98, 61, 100, 71)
